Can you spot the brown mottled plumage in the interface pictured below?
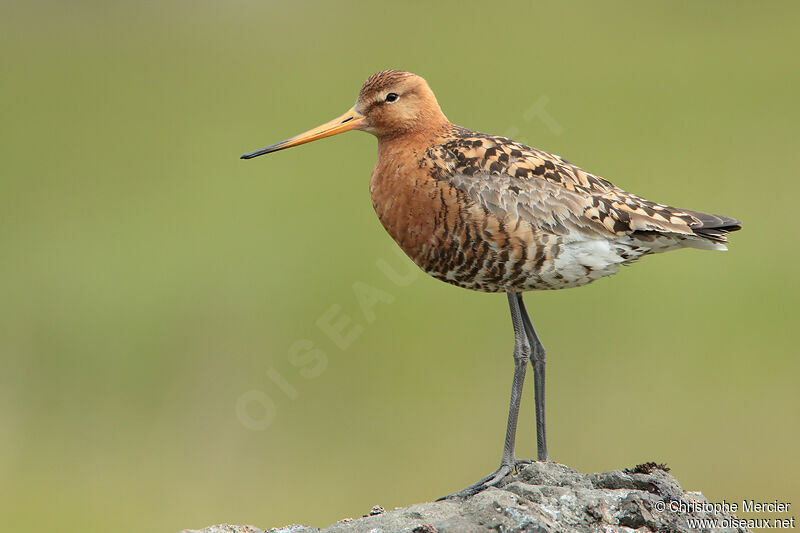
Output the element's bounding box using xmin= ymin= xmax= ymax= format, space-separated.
xmin=355 ymin=71 xmax=740 ymax=293
xmin=241 ymin=70 xmax=741 ymax=498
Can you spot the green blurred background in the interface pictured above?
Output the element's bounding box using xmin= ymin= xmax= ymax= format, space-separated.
xmin=2 ymin=1 xmax=798 ymax=531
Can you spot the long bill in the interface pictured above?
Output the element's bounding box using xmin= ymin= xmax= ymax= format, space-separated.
xmin=240 ymin=107 xmax=366 ymax=159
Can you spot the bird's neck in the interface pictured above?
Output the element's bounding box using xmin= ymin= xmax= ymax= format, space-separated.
xmin=376 ymin=120 xmax=452 ymax=160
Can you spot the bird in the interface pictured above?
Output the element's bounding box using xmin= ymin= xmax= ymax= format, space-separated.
xmin=241 ymin=70 xmax=741 ymax=498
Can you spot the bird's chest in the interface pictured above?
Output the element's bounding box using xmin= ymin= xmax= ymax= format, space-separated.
xmin=369 ymin=155 xmax=519 ymax=293
xmin=369 ymin=157 xmax=467 ymax=273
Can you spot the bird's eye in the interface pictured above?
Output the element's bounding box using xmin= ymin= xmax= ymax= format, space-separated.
xmin=385 ymin=93 xmax=399 ymax=103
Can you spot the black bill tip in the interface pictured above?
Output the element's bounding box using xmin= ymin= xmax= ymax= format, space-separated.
xmin=241 ymin=144 xmax=279 ymax=159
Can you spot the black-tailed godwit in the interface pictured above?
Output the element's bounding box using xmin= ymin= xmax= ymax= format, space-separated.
xmin=241 ymin=70 xmax=741 ymax=498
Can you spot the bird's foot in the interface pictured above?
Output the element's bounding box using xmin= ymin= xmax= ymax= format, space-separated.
xmin=437 ymin=458 xmax=533 ymax=500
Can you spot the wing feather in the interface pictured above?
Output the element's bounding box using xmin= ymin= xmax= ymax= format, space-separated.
xmin=425 ymin=128 xmax=741 ymax=244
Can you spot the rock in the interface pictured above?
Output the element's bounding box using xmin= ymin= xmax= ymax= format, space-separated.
xmin=180 ymin=526 xmax=267 ymax=533
xmin=184 ymin=462 xmax=751 ymax=533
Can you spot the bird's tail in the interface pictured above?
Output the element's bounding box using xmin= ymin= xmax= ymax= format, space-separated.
xmin=680 ymin=209 xmax=742 ymax=250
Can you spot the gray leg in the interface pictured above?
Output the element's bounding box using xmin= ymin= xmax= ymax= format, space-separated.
xmin=500 ymin=291 xmax=531 ymax=465
xmin=516 ymin=293 xmax=549 ymax=462
xmin=439 ymin=291 xmax=532 ymax=499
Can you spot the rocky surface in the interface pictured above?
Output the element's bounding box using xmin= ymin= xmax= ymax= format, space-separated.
xmin=180 ymin=462 xmax=750 ymax=533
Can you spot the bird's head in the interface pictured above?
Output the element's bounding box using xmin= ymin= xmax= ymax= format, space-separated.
xmin=241 ymin=70 xmax=448 ymax=159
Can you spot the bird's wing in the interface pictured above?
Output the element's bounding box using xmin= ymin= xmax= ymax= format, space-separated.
xmin=425 ymin=130 xmax=740 ymax=243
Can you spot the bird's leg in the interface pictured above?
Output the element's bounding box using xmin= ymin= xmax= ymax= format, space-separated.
xmin=517 ymin=293 xmax=549 ymax=462
xmin=439 ymin=292 xmax=532 ymax=500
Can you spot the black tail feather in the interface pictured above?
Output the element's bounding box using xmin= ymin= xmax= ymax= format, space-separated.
xmin=682 ymin=209 xmax=742 ymax=242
